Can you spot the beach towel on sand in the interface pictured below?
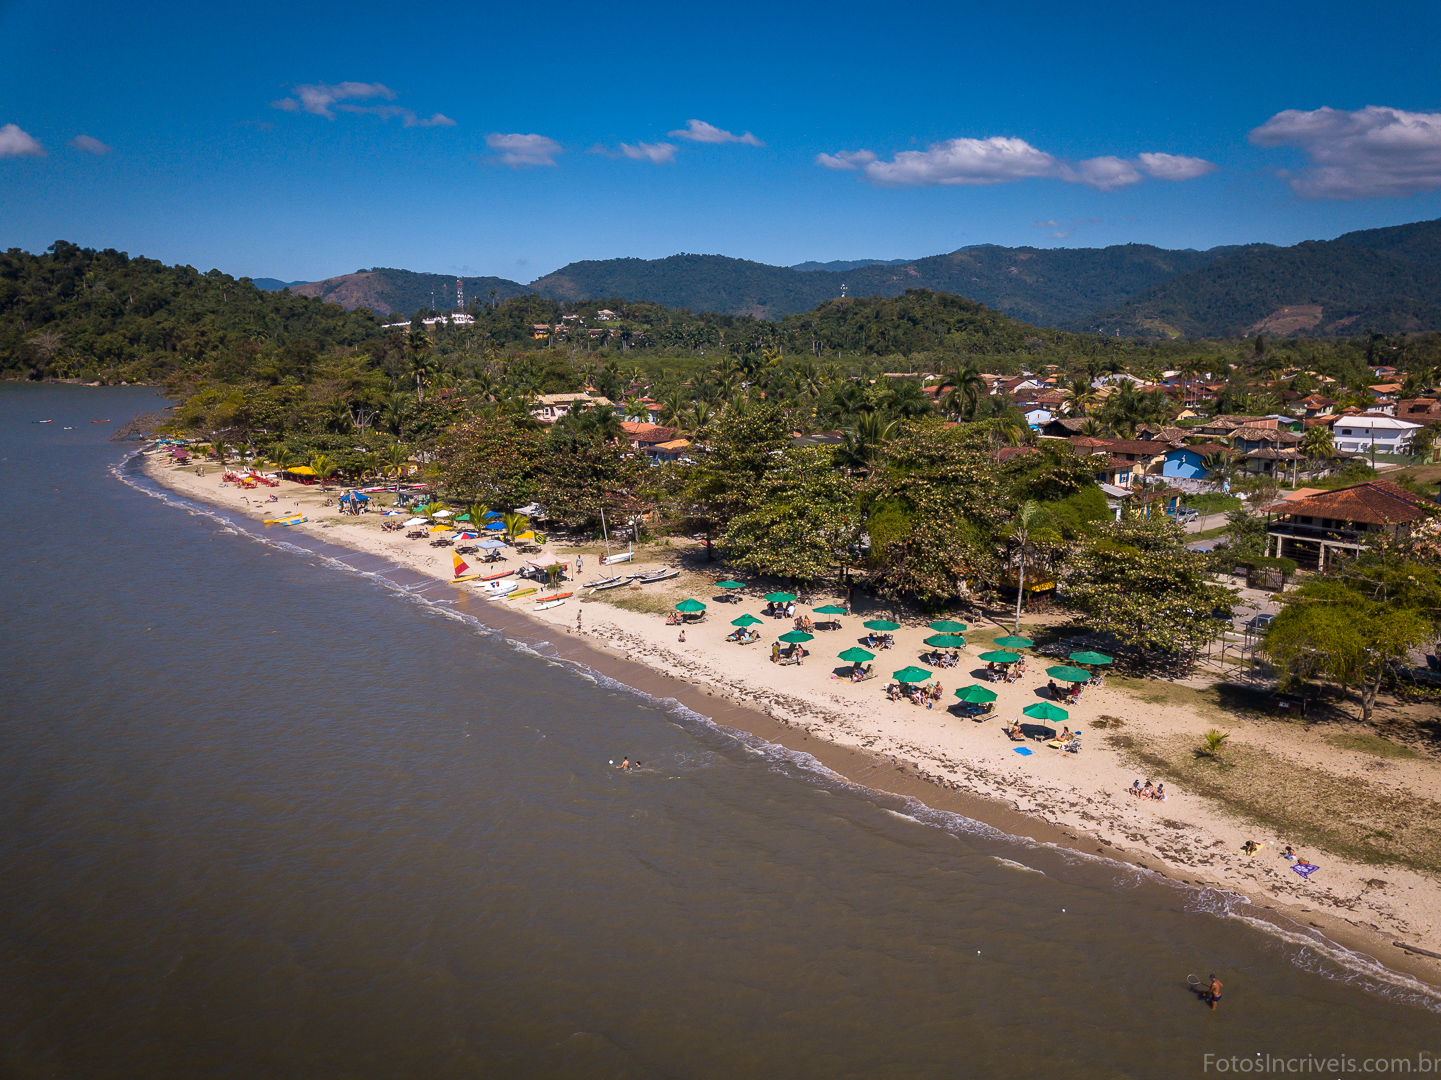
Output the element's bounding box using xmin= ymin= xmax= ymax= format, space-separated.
xmin=1292 ymin=862 xmax=1319 ymax=879
xmin=1013 ymin=747 xmax=1033 ymax=756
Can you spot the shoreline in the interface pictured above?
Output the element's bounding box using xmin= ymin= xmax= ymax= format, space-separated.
xmin=135 ymin=455 xmax=1441 ymax=999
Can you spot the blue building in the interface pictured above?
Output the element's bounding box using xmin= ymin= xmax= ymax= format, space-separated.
xmin=1161 ymin=443 xmax=1227 ymax=480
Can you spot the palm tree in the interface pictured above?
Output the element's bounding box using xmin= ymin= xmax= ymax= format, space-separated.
xmin=660 ymin=388 xmax=690 ymax=427
xmin=939 ymin=366 xmax=984 ymax=420
xmin=1198 ymin=449 xmax=1236 ymax=531
xmin=1003 ymin=500 xmax=1058 ymax=635
xmin=836 ymin=413 xmax=896 ymax=475
xmin=1061 ymin=375 xmax=1098 ymax=417
xmin=270 ymin=446 xmax=295 ymax=472
xmin=407 ymin=331 xmax=434 ymax=404
xmin=890 ymin=381 xmax=934 ymax=420
xmin=387 ymin=444 xmax=410 ymax=489
xmin=501 ymin=511 xmax=530 ymax=541
xmin=310 ymin=452 xmax=333 ymax=482
xmin=1300 ymin=425 xmax=1334 ymax=479
xmin=210 ymin=438 xmax=228 ymax=465
xmin=467 ymin=503 xmax=491 ymax=531
xmin=690 ymin=400 xmax=713 ymax=431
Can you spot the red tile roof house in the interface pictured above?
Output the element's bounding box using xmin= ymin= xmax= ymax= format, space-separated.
xmin=1262 ymin=479 xmax=1429 ymax=571
xmin=619 ymin=422 xmax=681 ymax=448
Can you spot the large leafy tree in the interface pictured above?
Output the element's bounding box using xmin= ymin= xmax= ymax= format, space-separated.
xmin=432 ymin=415 xmax=544 ymax=507
xmin=1265 ymin=577 xmax=1434 ymax=721
xmin=722 ymin=446 xmax=859 ymax=583
xmin=1062 ymin=515 xmax=1235 ymax=655
xmin=863 ymin=421 xmax=1005 ymax=606
xmin=685 ymin=401 xmax=791 ymax=527
xmin=534 ymin=428 xmax=646 ymax=530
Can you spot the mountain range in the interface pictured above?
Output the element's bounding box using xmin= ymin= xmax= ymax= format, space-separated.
xmin=267 ymin=217 xmax=1441 ymax=339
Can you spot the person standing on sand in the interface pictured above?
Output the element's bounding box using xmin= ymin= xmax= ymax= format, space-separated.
xmin=576 ymin=610 xmax=583 ymax=634
xmin=1208 ymin=974 xmax=1222 ymax=1010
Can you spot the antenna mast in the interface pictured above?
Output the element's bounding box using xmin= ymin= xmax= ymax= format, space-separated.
xmin=457 ymin=277 xmax=463 ymax=312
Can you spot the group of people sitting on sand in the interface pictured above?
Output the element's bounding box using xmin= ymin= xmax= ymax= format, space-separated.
xmin=770 ymin=641 xmax=808 ymax=665
xmin=922 ymin=649 xmax=962 ymax=668
xmin=887 ymin=681 xmax=944 ymax=707
xmin=864 ymin=632 xmax=895 ymax=650
xmin=1128 ymin=779 xmax=1168 ymax=801
xmin=726 ymin=627 xmax=760 ymax=644
xmin=985 ymin=658 xmax=1027 ymax=683
xmin=765 ymin=600 xmax=797 ymax=619
xmin=1048 ymin=679 xmax=1083 ymax=704
xmin=792 ymin=615 xmax=815 ymax=634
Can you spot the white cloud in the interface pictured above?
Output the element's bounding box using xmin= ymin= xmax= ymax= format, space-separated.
xmin=1057 ymin=155 xmax=1144 ymax=191
xmin=272 ymin=81 xmax=395 ymax=118
xmin=268 ymin=83 xmax=453 ymax=128
xmin=821 ymin=135 xmax=1215 ymax=191
xmin=669 ymin=119 xmax=763 ymax=146
xmin=0 ymin=123 xmax=45 ymax=158
xmin=619 ymin=141 xmax=677 ymax=164
xmin=1137 ymin=152 xmax=1216 ymax=181
xmin=70 ymin=134 xmax=111 ymax=155
xmin=816 ymin=150 xmax=877 ymax=170
xmin=862 ymin=137 xmax=1057 ymax=186
xmin=486 ymin=132 xmax=563 ymax=167
xmin=1249 ymin=105 xmax=1441 ymax=198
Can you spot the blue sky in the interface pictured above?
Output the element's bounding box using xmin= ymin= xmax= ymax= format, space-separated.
xmin=2 ymin=0 xmax=1440 ymax=284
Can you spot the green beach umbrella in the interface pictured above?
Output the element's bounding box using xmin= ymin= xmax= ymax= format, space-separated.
xmin=838 ymin=647 xmax=875 ymax=663
xmin=954 ymin=685 xmax=997 ymax=704
xmin=731 ymin=613 xmax=763 ymax=627
xmin=892 ymin=665 xmax=933 ymax=683
xmin=779 ymin=630 xmax=814 ymax=644
xmin=924 ymin=634 xmax=967 ymax=648
xmin=863 ymin=619 xmax=901 ymax=632
xmin=978 ymin=650 xmax=1021 ymax=664
xmin=716 ymin=580 xmax=746 ymax=589
xmin=993 ymin=635 xmax=1034 ymax=649
xmin=1047 ymin=665 xmax=1092 ymax=683
xmin=674 ymin=598 xmax=707 ymax=613
xmin=814 ymin=604 xmax=848 ymax=615
xmin=1069 ymin=651 xmax=1114 ymax=666
xmin=929 ymin=619 xmax=968 ymax=633
xmin=455 ymin=513 xmax=471 ymax=521
xmin=1023 ymin=702 xmax=1070 ymax=722
xmin=764 ymin=591 xmax=798 ymax=603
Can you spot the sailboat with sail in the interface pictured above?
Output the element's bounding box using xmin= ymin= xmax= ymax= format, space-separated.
xmin=598 ymin=507 xmax=633 ymax=566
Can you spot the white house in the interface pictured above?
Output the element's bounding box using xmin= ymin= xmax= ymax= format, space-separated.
xmin=1021 ymin=406 xmax=1054 ymax=428
xmin=1331 ymin=415 xmax=1421 ymax=456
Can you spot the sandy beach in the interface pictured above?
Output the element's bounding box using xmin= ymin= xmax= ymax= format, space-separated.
xmin=143 ymin=456 xmax=1441 ymax=991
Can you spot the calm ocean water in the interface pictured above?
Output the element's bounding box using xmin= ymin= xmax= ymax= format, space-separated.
xmin=1 ymin=383 xmax=1437 ymax=1079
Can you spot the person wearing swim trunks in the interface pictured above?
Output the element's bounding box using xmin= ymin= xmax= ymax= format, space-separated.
xmin=617 ymin=757 xmax=630 ymax=770
xmin=1208 ymin=974 xmax=1222 ymax=1010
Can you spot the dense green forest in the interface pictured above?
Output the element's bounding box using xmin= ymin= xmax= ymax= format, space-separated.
xmin=1084 ymin=220 xmax=1441 ymax=338
xmin=0 ymin=242 xmax=389 ymax=383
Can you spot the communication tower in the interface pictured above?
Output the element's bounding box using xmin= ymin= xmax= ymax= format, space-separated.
xmin=840 ymin=282 xmax=849 ymax=298
xmin=457 ymin=277 xmax=464 ymax=312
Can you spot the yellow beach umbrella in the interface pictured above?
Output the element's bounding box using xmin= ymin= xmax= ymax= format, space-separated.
xmin=287 ymin=465 xmax=317 ymax=476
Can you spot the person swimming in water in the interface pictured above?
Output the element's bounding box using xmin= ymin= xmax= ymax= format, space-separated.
xmin=617 ymin=757 xmax=631 ymax=770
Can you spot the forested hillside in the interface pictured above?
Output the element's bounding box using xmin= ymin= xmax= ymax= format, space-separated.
xmin=1084 ymin=219 xmax=1441 ymax=338
xmin=0 ymin=242 xmax=388 ymax=383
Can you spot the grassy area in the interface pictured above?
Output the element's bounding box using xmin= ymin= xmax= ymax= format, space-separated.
xmin=1106 ymin=731 xmax=1441 ymax=874
xmin=1324 ymin=732 xmax=1421 ymax=761
xmin=1108 ymin=676 xmax=1272 ymax=721
xmin=1188 ymin=524 xmax=1232 ymax=542
xmin=1182 ymin=493 xmax=1241 ymax=515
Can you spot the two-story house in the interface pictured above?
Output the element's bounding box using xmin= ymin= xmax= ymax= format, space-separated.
xmin=1263 ymin=480 xmax=1428 ymax=571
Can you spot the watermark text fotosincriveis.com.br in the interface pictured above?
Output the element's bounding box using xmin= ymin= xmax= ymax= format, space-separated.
xmin=1204 ymin=1054 xmax=1441 ymax=1074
